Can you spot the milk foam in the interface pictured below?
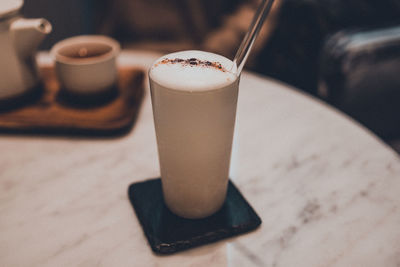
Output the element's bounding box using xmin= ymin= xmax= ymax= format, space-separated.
xmin=149 ymin=50 xmax=237 ymax=92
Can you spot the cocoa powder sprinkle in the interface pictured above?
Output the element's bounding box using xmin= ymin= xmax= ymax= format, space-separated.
xmin=157 ymin=58 xmax=227 ymax=72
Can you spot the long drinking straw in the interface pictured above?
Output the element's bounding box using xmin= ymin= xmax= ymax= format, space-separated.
xmin=231 ymin=0 xmax=275 ymax=75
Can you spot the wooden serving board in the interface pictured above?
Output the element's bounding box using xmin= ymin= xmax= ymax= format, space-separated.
xmin=0 ymin=66 xmax=145 ymax=136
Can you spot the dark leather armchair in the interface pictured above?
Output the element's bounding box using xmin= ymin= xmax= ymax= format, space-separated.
xmin=254 ymin=0 xmax=400 ymax=150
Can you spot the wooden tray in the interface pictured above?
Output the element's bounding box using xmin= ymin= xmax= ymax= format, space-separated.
xmin=0 ymin=66 xmax=145 ymax=137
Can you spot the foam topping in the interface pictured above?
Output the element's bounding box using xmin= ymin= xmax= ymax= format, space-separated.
xmin=149 ymin=50 xmax=237 ymax=91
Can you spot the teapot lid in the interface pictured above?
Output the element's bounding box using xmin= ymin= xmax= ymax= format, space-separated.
xmin=0 ymin=0 xmax=23 ymax=19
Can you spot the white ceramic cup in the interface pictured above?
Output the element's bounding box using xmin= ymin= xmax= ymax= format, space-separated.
xmin=51 ymin=35 xmax=120 ymax=94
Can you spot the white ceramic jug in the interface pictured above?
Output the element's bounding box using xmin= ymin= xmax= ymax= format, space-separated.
xmin=0 ymin=0 xmax=52 ymax=99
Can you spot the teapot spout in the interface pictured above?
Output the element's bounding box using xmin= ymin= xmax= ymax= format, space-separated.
xmin=11 ymin=18 xmax=52 ymax=59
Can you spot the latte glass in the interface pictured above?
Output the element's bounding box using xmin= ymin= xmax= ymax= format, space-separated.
xmin=149 ymin=50 xmax=240 ymax=219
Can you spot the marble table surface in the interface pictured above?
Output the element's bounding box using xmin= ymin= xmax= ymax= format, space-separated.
xmin=1 ymin=51 xmax=399 ymax=267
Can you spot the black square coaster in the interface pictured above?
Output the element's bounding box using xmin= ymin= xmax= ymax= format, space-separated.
xmin=128 ymin=178 xmax=262 ymax=254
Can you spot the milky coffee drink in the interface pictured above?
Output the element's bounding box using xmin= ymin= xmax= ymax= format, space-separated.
xmin=149 ymin=50 xmax=239 ymax=219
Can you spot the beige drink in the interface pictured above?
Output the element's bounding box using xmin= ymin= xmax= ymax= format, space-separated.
xmin=149 ymin=50 xmax=239 ymax=219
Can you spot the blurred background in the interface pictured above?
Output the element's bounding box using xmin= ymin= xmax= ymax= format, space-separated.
xmin=23 ymin=0 xmax=400 ymax=152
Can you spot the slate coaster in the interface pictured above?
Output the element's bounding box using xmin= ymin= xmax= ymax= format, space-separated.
xmin=128 ymin=178 xmax=262 ymax=254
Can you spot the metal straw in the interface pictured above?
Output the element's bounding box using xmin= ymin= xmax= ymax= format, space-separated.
xmin=231 ymin=0 xmax=275 ymax=75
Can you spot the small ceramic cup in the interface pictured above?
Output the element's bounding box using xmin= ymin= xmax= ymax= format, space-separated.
xmin=51 ymin=35 xmax=120 ymax=95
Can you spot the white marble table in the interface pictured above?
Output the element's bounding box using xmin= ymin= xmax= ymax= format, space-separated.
xmin=1 ymin=51 xmax=400 ymax=267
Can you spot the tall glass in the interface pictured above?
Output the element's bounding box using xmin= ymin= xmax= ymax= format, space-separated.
xmin=149 ymin=50 xmax=239 ymax=219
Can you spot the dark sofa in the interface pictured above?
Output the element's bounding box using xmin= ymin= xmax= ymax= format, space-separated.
xmin=254 ymin=0 xmax=400 ymax=149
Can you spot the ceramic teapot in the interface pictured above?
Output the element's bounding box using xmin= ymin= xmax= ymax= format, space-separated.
xmin=0 ymin=0 xmax=52 ymax=100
